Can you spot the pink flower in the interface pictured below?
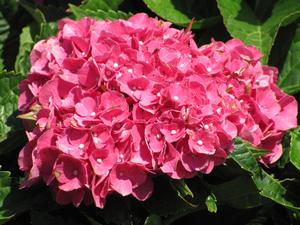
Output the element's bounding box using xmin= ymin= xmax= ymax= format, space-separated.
xmin=99 ymin=91 xmax=130 ymax=126
xmin=145 ymin=123 xmax=165 ymax=153
xmin=53 ymin=154 xmax=89 ymax=192
xmin=89 ymin=149 xmax=117 ymax=176
xmin=109 ymin=163 xmax=153 ymax=199
xmin=18 ymin=13 xmax=297 ymax=208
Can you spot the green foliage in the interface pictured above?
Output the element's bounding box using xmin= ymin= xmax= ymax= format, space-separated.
xmin=289 ymin=127 xmax=300 ymax=171
xmin=69 ymin=4 xmax=131 ymax=20
xmin=216 ymin=0 xmax=300 ymax=64
xmin=1 ymin=0 xmax=300 ymax=224
xmin=278 ymin=25 xmax=300 ymax=94
xmin=205 ymin=193 xmax=217 ymax=213
xmin=0 ymin=170 xmax=12 ymax=225
xmin=209 ymin=175 xmax=268 ymax=209
xmin=169 ymin=179 xmax=198 ymax=207
xmin=69 ymin=0 xmax=131 ymax=20
xmin=15 ymin=22 xmax=57 ymax=76
xmin=0 ymin=71 xmax=22 ymax=145
xmin=143 ymin=0 xmax=220 ymax=29
xmin=0 ymin=12 xmax=9 ymax=70
xmin=80 ymin=0 xmax=124 ymax=11
xmin=14 ymin=25 xmax=35 ymax=76
xmin=143 ymin=177 xmax=195 ymax=217
xmin=19 ymin=0 xmax=46 ymax=24
xmin=232 ymin=138 xmax=300 ymax=212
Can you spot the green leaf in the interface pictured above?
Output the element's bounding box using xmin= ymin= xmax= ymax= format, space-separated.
xmin=205 ymin=193 xmax=217 ymax=213
xmin=144 ymin=214 xmax=162 ymax=225
xmin=14 ymin=25 xmax=35 ymax=76
xmin=143 ymin=177 xmax=194 ymax=217
xmin=38 ymin=22 xmax=57 ymax=39
xmin=0 ymin=170 xmax=12 ymax=225
xmin=169 ymin=179 xmax=198 ymax=208
xmin=231 ymin=138 xmax=300 ymax=212
xmin=0 ymin=11 xmax=9 ymax=70
xmin=37 ymin=5 xmax=66 ymax=22
xmin=69 ymin=0 xmax=129 ymax=21
xmin=0 ymin=71 xmax=23 ymax=145
xmin=209 ymin=175 xmax=267 ymax=209
xmin=278 ymin=25 xmax=300 ymax=94
xmin=143 ymin=0 xmax=221 ymax=29
xmin=247 ymin=146 xmax=269 ymax=158
xmin=170 ymin=179 xmax=194 ymax=198
xmin=0 ymin=171 xmax=11 ymax=205
xmin=69 ymin=4 xmax=131 ymax=20
xmin=0 ymin=182 xmax=57 ymax=224
xmin=0 ymin=0 xmax=19 ymax=18
xmin=289 ymin=128 xmax=300 ymax=172
xmin=19 ymin=0 xmax=46 ymax=24
xmin=80 ymin=0 xmax=124 ymax=11
xmin=277 ymin=132 xmax=291 ymax=169
xmin=216 ymin=0 xmax=300 ymax=64
xmin=15 ymin=22 xmax=57 ymax=76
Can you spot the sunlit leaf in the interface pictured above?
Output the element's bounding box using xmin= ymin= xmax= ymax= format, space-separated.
xmin=0 ymin=71 xmax=23 ymax=146
xmin=278 ymin=25 xmax=300 ymax=94
xmin=205 ymin=193 xmax=217 ymax=213
xmin=217 ymin=0 xmax=300 ymax=63
xmin=232 ymin=138 xmax=300 ymax=212
xmin=143 ymin=0 xmax=220 ymax=29
xmin=0 ymin=11 xmax=9 ymax=70
xmin=289 ymin=128 xmax=300 ymax=172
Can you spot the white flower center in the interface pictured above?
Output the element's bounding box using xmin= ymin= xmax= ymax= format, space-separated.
xmin=116 ymin=72 xmax=122 ymax=78
xmin=96 ymin=158 xmax=102 ymax=163
xmin=171 ymin=130 xmax=177 ymax=135
xmin=197 ymin=140 xmax=203 ymax=145
xmin=173 ymin=96 xmax=179 ymax=101
xmin=93 ymin=137 xmax=99 ymax=144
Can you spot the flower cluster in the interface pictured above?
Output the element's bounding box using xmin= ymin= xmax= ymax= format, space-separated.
xmin=18 ymin=13 xmax=297 ymax=208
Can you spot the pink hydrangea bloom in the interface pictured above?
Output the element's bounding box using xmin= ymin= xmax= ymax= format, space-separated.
xmin=18 ymin=13 xmax=298 ymax=208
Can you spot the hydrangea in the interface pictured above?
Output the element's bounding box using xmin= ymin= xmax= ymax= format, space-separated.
xmin=18 ymin=13 xmax=298 ymax=208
